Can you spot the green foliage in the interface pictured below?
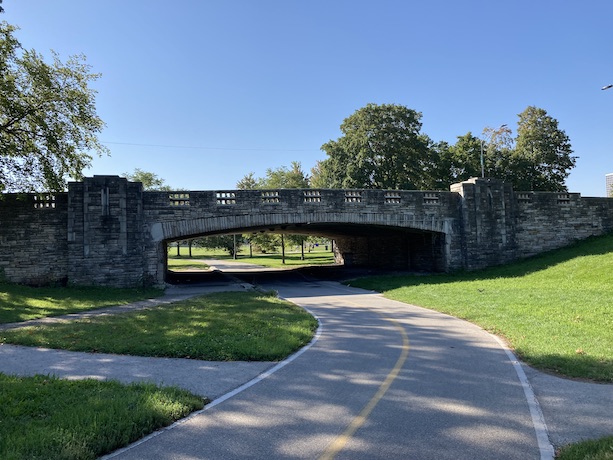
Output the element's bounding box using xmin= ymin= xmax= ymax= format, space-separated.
xmin=448 ymin=132 xmax=483 ymax=181
xmin=192 ymin=235 xmax=242 ymax=257
xmin=1 ymin=291 xmax=319 ymax=361
xmin=316 ymin=103 xmax=429 ymax=189
xmin=313 ymin=103 xmax=575 ymax=192
xmin=122 ymin=168 xmax=171 ymax=191
xmin=247 ymin=233 xmax=281 ymax=253
xmin=0 ymin=21 xmax=108 ymax=192
xmin=236 ymin=171 xmax=259 ymax=190
xmin=350 ymin=234 xmax=613 ymax=382
xmin=236 ymin=161 xmax=309 ymax=190
xmin=509 ymin=106 xmax=576 ymax=191
xmin=0 ymin=374 xmax=204 ymax=459
xmin=0 ymin=283 xmax=163 ymax=324
xmin=262 ymin=161 xmax=309 ymax=189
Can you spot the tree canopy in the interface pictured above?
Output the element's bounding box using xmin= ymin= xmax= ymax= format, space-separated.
xmin=508 ymin=106 xmax=576 ymax=191
xmin=123 ymin=168 xmax=171 ymax=191
xmin=236 ymin=161 xmax=309 ymax=190
xmin=313 ymin=103 xmax=429 ymax=190
xmin=0 ymin=21 xmax=107 ymax=192
xmin=312 ymin=103 xmax=575 ymax=192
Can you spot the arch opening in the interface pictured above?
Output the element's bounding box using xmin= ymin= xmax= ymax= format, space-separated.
xmin=157 ymin=219 xmax=448 ymax=284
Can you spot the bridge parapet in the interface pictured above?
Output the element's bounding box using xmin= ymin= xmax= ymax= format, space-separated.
xmin=143 ymin=188 xmax=457 ymax=212
xmin=2 ymin=176 xmax=613 ymax=287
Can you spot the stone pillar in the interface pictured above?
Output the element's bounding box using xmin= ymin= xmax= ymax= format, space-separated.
xmin=450 ymin=178 xmax=517 ymax=270
xmin=68 ymin=176 xmax=146 ymax=286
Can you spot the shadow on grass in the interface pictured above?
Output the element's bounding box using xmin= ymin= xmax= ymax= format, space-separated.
xmin=351 ymin=233 xmax=613 ymax=291
xmin=0 ymin=284 xmax=163 ymax=324
xmin=524 ymin=352 xmax=613 ymax=382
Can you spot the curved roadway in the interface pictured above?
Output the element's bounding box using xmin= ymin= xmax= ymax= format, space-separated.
xmin=111 ymin=275 xmax=552 ymax=459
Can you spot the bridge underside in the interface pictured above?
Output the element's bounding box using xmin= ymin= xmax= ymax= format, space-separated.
xmin=162 ymin=221 xmax=447 ymax=280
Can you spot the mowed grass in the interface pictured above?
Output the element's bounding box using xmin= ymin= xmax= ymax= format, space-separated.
xmin=0 ymin=291 xmax=319 ymax=361
xmin=168 ymin=246 xmax=336 ymax=269
xmin=350 ymin=234 xmax=613 ymax=382
xmin=166 ymin=258 xmax=210 ymax=271
xmin=556 ymin=435 xmax=613 ymax=460
xmin=0 ymin=374 xmax=205 ymax=460
xmin=223 ymin=251 xmax=336 ymax=268
xmin=0 ymin=284 xmax=163 ymax=324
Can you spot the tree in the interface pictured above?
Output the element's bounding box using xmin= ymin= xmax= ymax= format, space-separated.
xmin=123 ymin=168 xmax=171 ymax=191
xmin=237 ymin=162 xmax=309 ymax=190
xmin=509 ymin=106 xmax=576 ymax=191
xmin=447 ymin=132 xmax=483 ymax=182
xmin=417 ymin=139 xmax=454 ymax=190
xmin=193 ymin=235 xmax=242 ymax=257
xmin=310 ymin=160 xmax=335 ymax=189
xmin=262 ymin=161 xmax=309 ymax=189
xmin=316 ymin=103 xmax=429 ymax=189
xmin=236 ymin=171 xmax=259 ymax=190
xmin=0 ymin=22 xmax=108 ymax=192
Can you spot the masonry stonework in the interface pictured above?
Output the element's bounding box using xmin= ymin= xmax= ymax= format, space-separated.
xmin=1 ymin=176 xmax=612 ymax=287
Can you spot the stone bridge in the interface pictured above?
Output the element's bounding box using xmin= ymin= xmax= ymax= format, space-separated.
xmin=1 ymin=175 xmax=613 ymax=287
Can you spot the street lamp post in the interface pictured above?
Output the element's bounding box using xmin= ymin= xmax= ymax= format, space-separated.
xmin=480 ymin=124 xmax=507 ymax=178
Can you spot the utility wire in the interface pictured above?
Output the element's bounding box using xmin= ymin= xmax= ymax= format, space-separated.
xmin=101 ymin=141 xmax=312 ymax=152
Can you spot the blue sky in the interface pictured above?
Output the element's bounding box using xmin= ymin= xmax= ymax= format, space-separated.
xmin=6 ymin=1 xmax=613 ymax=195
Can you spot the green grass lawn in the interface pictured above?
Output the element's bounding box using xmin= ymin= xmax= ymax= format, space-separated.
xmin=349 ymin=234 xmax=613 ymax=382
xmin=0 ymin=291 xmax=319 ymax=361
xmin=555 ymin=435 xmax=613 ymax=460
xmin=168 ymin=246 xmax=336 ymax=269
xmin=166 ymin=258 xmax=210 ymax=271
xmin=0 ymin=374 xmax=204 ymax=460
xmin=225 ymin=251 xmax=336 ymax=268
xmin=0 ymin=284 xmax=163 ymax=324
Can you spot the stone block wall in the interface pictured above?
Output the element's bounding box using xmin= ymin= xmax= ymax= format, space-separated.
xmin=514 ymin=192 xmax=613 ymax=258
xmin=0 ymin=193 xmax=68 ymax=285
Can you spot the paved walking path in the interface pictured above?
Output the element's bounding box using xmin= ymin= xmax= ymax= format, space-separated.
xmin=0 ymin=273 xmax=611 ymax=458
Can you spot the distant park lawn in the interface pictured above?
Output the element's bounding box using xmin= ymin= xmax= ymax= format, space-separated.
xmin=166 ymin=258 xmax=210 ymax=271
xmin=168 ymin=244 xmax=336 ymax=269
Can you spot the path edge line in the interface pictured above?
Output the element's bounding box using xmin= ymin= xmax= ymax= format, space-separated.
xmin=490 ymin=334 xmax=555 ymax=460
xmin=101 ymin=304 xmax=322 ymax=460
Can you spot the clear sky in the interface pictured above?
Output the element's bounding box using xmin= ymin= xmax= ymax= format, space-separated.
xmin=5 ymin=1 xmax=613 ymax=195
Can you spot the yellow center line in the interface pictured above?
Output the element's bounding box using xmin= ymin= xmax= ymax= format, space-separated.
xmin=318 ymin=316 xmax=410 ymax=460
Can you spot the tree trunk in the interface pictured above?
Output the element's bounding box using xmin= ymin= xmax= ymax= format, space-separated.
xmin=281 ymin=234 xmax=286 ymax=264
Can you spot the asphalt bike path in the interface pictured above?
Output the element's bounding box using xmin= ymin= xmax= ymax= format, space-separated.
xmin=108 ymin=279 xmax=549 ymax=459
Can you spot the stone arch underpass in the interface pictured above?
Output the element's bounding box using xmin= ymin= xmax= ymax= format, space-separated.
xmin=2 ymin=175 xmax=613 ymax=287
xmin=154 ymin=212 xmax=451 ymax=283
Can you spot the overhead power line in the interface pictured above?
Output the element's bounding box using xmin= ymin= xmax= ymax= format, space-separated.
xmin=101 ymin=141 xmax=312 ymax=152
